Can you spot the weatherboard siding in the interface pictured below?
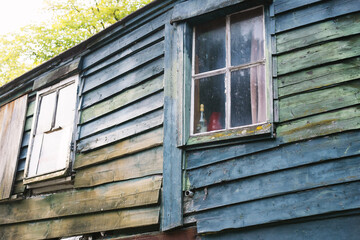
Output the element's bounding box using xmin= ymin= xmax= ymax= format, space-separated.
xmin=183 ymin=0 xmax=360 ymax=236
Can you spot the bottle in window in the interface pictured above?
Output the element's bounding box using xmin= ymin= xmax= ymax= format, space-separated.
xmin=197 ymin=104 xmax=207 ymax=133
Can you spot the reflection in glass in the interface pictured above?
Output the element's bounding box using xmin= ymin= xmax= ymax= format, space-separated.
xmin=231 ymin=65 xmax=266 ymax=127
xmin=231 ymin=7 xmax=264 ymax=66
xmin=193 ymin=74 xmax=225 ymax=133
xmin=195 ymin=17 xmax=226 ymax=73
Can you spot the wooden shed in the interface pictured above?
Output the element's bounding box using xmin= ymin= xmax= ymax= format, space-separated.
xmin=1 ymin=0 xmax=360 ymax=239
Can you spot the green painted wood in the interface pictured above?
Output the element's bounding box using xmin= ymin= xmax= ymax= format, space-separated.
xmin=80 ymin=92 xmax=164 ymax=139
xmin=195 ymin=181 xmax=360 ymax=233
xmin=277 ymin=35 xmax=360 ymax=75
xmin=26 ymin=101 xmax=35 ymax=117
xmin=23 ymin=116 xmax=33 ymax=132
xmin=199 ymin=214 xmax=360 ymax=240
xmin=277 ymin=12 xmax=360 ymax=53
xmin=277 ymin=106 xmax=360 ymax=143
xmin=274 ymin=0 xmax=322 ymax=14
xmin=187 ymin=130 xmax=360 ymax=189
xmin=185 ymin=154 xmax=360 ymax=213
xmin=81 ymin=75 xmax=163 ymax=124
xmin=77 ymin=109 xmax=163 ymax=152
xmin=275 ymin=0 xmax=360 ymax=33
xmin=82 ymin=41 xmax=164 ymax=93
xmin=279 ymin=81 xmax=360 ymax=122
xmin=278 ymin=57 xmax=360 ymax=97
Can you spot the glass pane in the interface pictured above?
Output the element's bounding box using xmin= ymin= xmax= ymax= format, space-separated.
xmin=27 ymin=134 xmax=43 ymax=177
xmin=231 ymin=65 xmax=266 ymax=127
xmin=55 ymin=83 xmax=76 ymax=128
xmin=195 ymin=17 xmax=226 ymax=73
xmin=231 ymin=7 xmax=264 ymax=66
xmin=36 ymin=92 xmax=56 ymax=133
xmin=193 ymin=74 xmax=225 ymax=133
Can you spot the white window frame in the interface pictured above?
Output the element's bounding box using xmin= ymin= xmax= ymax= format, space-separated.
xmin=24 ymin=75 xmax=78 ymax=184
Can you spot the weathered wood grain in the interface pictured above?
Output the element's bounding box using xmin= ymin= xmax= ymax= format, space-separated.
xmin=0 ymin=95 xmax=28 ymax=200
xmin=275 ymin=0 xmax=360 ymax=33
xmin=82 ymin=10 xmax=170 ymax=69
xmin=80 ymin=92 xmax=164 ymax=139
xmin=187 ymin=131 xmax=360 ymax=189
xmin=0 ymin=175 xmax=162 ymax=225
xmin=0 ymin=206 xmax=160 ymax=240
xmin=74 ymin=147 xmax=163 ymax=188
xmin=23 ymin=116 xmax=33 ymax=132
xmin=81 ymin=57 xmax=164 ymax=109
xmin=277 ymin=12 xmax=360 ymax=53
xmin=195 ymin=181 xmax=360 ymax=233
xmin=279 ymin=81 xmax=360 ymax=122
xmin=82 ymin=41 xmax=164 ymax=93
xmin=185 ymin=155 xmax=360 ymax=213
xmin=187 ymin=137 xmax=279 ymax=170
xmin=199 ymin=214 xmax=360 ymax=240
xmin=85 ymin=28 xmax=165 ymax=76
xmin=274 ymin=0 xmax=322 ymax=14
xmin=278 ymin=35 xmax=360 ymax=75
xmin=74 ymin=127 xmax=163 ymax=169
xmin=278 ymin=57 xmax=360 ymax=97
xmin=80 ymin=75 xmax=163 ymax=124
xmin=277 ymin=106 xmax=360 ymax=143
xmin=77 ymin=109 xmax=163 ymax=152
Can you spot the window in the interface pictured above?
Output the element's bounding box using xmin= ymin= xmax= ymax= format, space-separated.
xmin=24 ymin=76 xmax=78 ymax=183
xmin=191 ymin=6 xmax=268 ymax=136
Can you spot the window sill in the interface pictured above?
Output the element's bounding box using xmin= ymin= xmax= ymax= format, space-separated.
xmin=186 ymin=122 xmax=273 ymax=146
xmin=23 ymin=168 xmax=68 ymax=185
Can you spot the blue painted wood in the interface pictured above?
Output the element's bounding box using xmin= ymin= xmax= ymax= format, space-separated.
xmin=274 ymin=0 xmax=323 ymax=14
xmin=82 ymin=41 xmax=164 ymax=93
xmin=186 ymin=138 xmax=279 ymax=169
xmin=21 ymin=131 xmax=30 ymax=148
xmin=162 ymin=22 xmax=183 ymax=231
xmin=195 ymin=181 xmax=360 ymax=233
xmin=185 ymin=155 xmax=360 ymax=213
xmin=81 ymin=58 xmax=164 ymax=109
xmin=187 ymin=131 xmax=360 ymax=189
xmin=199 ymin=214 xmax=360 ymax=240
xmin=16 ymin=159 xmax=25 ymax=172
xmin=275 ymin=0 xmax=360 ymax=33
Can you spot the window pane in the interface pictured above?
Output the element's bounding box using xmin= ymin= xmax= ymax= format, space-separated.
xmin=195 ymin=17 xmax=226 ymax=73
xmin=55 ymin=83 xmax=76 ymax=128
xmin=231 ymin=7 xmax=264 ymax=66
xmin=193 ymin=74 xmax=225 ymax=133
xmin=36 ymin=92 xmax=56 ymax=133
xmin=231 ymin=65 xmax=266 ymax=127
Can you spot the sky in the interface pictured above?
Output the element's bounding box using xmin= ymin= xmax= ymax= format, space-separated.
xmin=0 ymin=0 xmax=50 ymax=35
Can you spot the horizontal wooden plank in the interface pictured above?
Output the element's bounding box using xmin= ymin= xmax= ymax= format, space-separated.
xmin=187 ymin=130 xmax=360 ymax=189
xmin=74 ymin=147 xmax=163 ymax=188
xmin=278 ymin=57 xmax=360 ymax=97
xmin=275 ymin=0 xmax=360 ymax=33
xmin=277 ymin=12 xmax=360 ymax=53
xmin=83 ymin=10 xmax=170 ymax=69
xmin=277 ymin=106 xmax=360 ymax=143
xmin=81 ymin=71 xmax=163 ymax=124
xmin=274 ymin=0 xmax=322 ymax=14
xmin=277 ymin=34 xmax=360 ymax=75
xmin=0 ymin=206 xmax=160 ymax=240
xmin=77 ymin=109 xmax=163 ymax=152
xmin=279 ymin=81 xmax=360 ymax=122
xmin=80 ymin=92 xmax=164 ymax=139
xmin=74 ymin=127 xmax=163 ymax=169
xmin=195 ymin=181 xmax=360 ymax=233
xmin=18 ymin=147 xmax=27 ymax=160
xmin=21 ymin=131 xmax=30 ymax=147
xmin=186 ymin=137 xmax=279 ymax=170
xmin=15 ymin=171 xmax=24 ymax=182
xmin=23 ymin=116 xmax=33 ymax=132
xmin=81 ymin=57 xmax=164 ymax=109
xmin=26 ymin=101 xmax=35 ymax=117
xmin=83 ymin=41 xmax=164 ymax=93
xmin=16 ymin=160 xmax=25 ymax=172
xmin=12 ymin=181 xmax=25 ymax=194
xmin=85 ymin=28 xmax=164 ymax=76
xmin=0 ymin=175 xmax=162 ymax=225
xmin=185 ymin=155 xmax=360 ymax=213
xmin=200 ymin=214 xmax=360 ymax=240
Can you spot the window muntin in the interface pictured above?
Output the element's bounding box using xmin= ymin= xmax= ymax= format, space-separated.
xmin=191 ymin=6 xmax=266 ymax=135
xmin=25 ymin=77 xmax=77 ymax=180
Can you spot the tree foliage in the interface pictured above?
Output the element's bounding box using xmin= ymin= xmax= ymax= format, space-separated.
xmin=0 ymin=0 xmax=152 ymax=86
